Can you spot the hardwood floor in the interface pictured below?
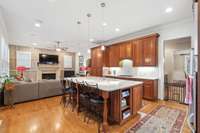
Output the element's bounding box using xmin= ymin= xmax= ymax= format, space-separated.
xmin=0 ymin=96 xmax=191 ymax=133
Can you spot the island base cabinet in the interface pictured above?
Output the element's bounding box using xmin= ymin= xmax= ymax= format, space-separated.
xmin=109 ymin=85 xmax=143 ymax=125
xmin=132 ymin=85 xmax=143 ymax=115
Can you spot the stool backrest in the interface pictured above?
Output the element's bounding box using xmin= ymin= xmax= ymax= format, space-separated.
xmin=85 ymin=81 xmax=99 ymax=95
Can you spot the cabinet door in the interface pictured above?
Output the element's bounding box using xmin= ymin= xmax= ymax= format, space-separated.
xmin=125 ymin=41 xmax=132 ymax=58
xmin=119 ymin=43 xmax=126 ymax=59
xmin=91 ymin=48 xmax=98 ymax=67
xmin=96 ymin=67 xmax=102 ymax=77
xmin=132 ymin=40 xmax=143 ymax=66
xmin=143 ymin=36 xmax=157 ymax=66
xmin=90 ymin=67 xmax=96 ymax=76
xmin=96 ymin=48 xmax=104 ymax=68
xmin=143 ymin=80 xmax=154 ymax=100
xmin=119 ymin=41 xmax=132 ymax=59
xmin=109 ymin=45 xmax=120 ymax=67
xmin=132 ymin=85 xmax=142 ymax=115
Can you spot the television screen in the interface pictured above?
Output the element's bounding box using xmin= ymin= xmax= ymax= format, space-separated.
xmin=39 ymin=54 xmax=59 ymax=64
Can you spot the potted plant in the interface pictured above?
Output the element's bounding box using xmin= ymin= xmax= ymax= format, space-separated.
xmin=0 ymin=75 xmax=15 ymax=107
xmin=4 ymin=78 xmax=15 ymax=91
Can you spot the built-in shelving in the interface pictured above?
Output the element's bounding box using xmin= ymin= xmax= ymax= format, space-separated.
xmin=121 ymin=88 xmax=131 ymax=122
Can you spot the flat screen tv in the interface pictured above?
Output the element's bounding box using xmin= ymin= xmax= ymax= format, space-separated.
xmin=39 ymin=54 xmax=59 ymax=64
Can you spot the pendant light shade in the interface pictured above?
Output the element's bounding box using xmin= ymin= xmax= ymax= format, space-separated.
xmin=101 ymin=45 xmax=105 ymax=51
xmin=100 ymin=2 xmax=106 ymax=51
xmin=87 ymin=49 xmax=91 ymax=53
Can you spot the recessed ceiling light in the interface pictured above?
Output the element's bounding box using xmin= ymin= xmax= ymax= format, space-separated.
xmin=34 ymin=23 xmax=41 ymax=27
xmin=32 ymin=43 xmax=37 ymax=46
xmin=78 ymin=52 xmax=81 ymax=56
xmin=89 ymin=38 xmax=94 ymax=42
xmin=165 ymin=7 xmax=173 ymax=13
xmin=56 ymin=48 xmax=61 ymax=52
xmin=102 ymin=22 xmax=107 ymax=26
xmin=115 ymin=28 xmax=120 ymax=32
xmin=34 ymin=20 xmax=42 ymax=28
xmin=87 ymin=49 xmax=91 ymax=54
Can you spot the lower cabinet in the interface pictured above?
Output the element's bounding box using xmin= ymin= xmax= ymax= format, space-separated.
xmin=90 ymin=67 xmax=102 ymax=77
xmin=105 ymin=76 xmax=158 ymax=101
xmin=109 ymin=85 xmax=143 ymax=124
xmin=143 ymin=80 xmax=158 ymax=100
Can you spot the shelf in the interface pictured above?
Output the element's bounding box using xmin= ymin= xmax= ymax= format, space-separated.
xmin=121 ymin=90 xmax=130 ymax=98
xmin=122 ymin=109 xmax=131 ymax=120
xmin=121 ymin=105 xmax=129 ymax=111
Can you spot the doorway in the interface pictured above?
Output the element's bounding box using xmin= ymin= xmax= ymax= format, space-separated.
xmin=164 ymin=37 xmax=191 ymax=104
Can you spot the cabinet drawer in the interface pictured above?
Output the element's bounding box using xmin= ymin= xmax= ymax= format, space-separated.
xmin=144 ymin=80 xmax=154 ymax=86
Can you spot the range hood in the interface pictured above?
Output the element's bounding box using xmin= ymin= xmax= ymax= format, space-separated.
xmin=119 ymin=59 xmax=133 ymax=76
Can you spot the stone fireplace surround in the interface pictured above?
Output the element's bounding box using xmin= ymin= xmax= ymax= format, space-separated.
xmin=37 ymin=64 xmax=61 ymax=81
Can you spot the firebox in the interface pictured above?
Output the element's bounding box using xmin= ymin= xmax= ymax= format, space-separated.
xmin=42 ymin=73 xmax=56 ymax=80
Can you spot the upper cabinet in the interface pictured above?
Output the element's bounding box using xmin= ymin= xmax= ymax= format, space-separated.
xmin=132 ymin=39 xmax=143 ymax=66
xmin=91 ymin=46 xmax=108 ymax=76
xmin=119 ymin=41 xmax=132 ymax=59
xmin=132 ymin=34 xmax=159 ymax=66
xmin=142 ymin=36 xmax=158 ymax=66
xmin=90 ymin=33 xmax=159 ymax=76
xmin=108 ymin=44 xmax=120 ymax=67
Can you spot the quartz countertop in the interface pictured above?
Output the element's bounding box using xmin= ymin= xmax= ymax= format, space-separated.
xmin=65 ymin=76 xmax=143 ymax=92
xmin=103 ymin=74 xmax=159 ymax=80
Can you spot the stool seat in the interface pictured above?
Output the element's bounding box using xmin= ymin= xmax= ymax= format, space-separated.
xmin=64 ymin=87 xmax=77 ymax=93
xmin=80 ymin=93 xmax=89 ymax=99
xmin=90 ymin=98 xmax=103 ymax=104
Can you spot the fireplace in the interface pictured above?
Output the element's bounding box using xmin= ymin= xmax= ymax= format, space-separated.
xmin=42 ymin=73 xmax=56 ymax=80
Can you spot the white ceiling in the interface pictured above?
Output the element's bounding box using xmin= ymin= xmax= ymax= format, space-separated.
xmin=0 ymin=0 xmax=193 ymax=53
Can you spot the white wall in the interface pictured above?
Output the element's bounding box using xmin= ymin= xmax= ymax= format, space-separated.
xmin=0 ymin=8 xmax=9 ymax=75
xmin=103 ymin=18 xmax=193 ymax=99
xmin=164 ymin=40 xmax=191 ymax=82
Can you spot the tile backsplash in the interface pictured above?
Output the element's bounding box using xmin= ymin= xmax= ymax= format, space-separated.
xmin=103 ymin=67 xmax=159 ymax=77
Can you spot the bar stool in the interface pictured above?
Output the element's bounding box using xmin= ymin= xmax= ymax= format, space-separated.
xmin=60 ymin=80 xmax=69 ymax=107
xmin=69 ymin=79 xmax=77 ymax=112
xmin=78 ymin=82 xmax=91 ymax=122
xmin=60 ymin=79 xmax=77 ymax=111
xmin=85 ymin=82 xmax=103 ymax=133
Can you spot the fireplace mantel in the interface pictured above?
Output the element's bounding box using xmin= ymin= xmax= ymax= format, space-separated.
xmin=37 ymin=64 xmax=61 ymax=80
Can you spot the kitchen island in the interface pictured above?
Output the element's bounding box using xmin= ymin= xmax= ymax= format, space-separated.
xmin=65 ymin=77 xmax=143 ymax=132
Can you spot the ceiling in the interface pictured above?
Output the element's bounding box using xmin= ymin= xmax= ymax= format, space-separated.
xmin=0 ymin=0 xmax=193 ymax=53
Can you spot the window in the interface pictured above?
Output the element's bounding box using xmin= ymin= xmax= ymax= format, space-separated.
xmin=64 ymin=55 xmax=72 ymax=68
xmin=0 ymin=36 xmax=9 ymax=75
xmin=16 ymin=51 xmax=31 ymax=68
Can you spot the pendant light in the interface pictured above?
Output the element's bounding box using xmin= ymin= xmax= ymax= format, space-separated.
xmin=87 ymin=13 xmax=92 ymax=54
xmin=77 ymin=20 xmax=81 ymax=56
xmin=100 ymin=2 xmax=106 ymax=51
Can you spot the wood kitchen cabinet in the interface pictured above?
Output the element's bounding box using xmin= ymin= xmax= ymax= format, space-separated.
xmin=119 ymin=41 xmax=132 ymax=59
xmin=108 ymin=44 xmax=120 ymax=67
xmin=109 ymin=84 xmax=143 ymax=124
xmin=132 ymin=34 xmax=159 ymax=66
xmin=132 ymin=39 xmax=143 ymax=66
xmin=105 ymin=75 xmax=158 ymax=101
xmin=143 ymin=36 xmax=158 ymax=66
xmin=90 ymin=34 xmax=159 ymax=72
xmin=143 ymin=80 xmax=158 ymax=100
xmin=90 ymin=46 xmax=108 ymax=76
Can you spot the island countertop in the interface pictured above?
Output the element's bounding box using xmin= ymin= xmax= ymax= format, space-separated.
xmin=65 ymin=76 xmax=143 ymax=92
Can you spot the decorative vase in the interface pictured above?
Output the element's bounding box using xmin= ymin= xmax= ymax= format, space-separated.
xmin=4 ymin=83 xmax=15 ymax=91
